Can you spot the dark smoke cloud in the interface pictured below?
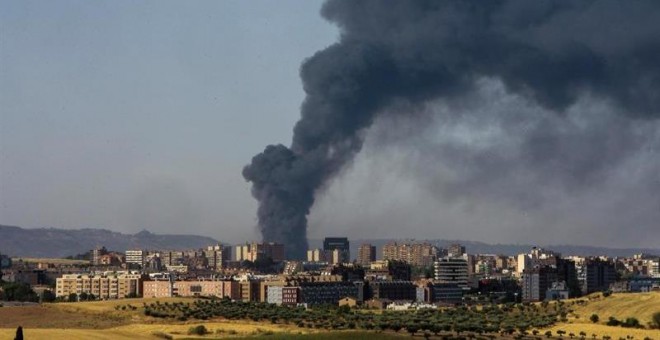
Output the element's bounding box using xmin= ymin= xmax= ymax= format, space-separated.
xmin=243 ymin=0 xmax=660 ymax=258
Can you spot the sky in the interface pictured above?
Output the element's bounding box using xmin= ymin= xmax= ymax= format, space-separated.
xmin=1 ymin=0 xmax=337 ymax=243
xmin=1 ymin=1 xmax=659 ymax=249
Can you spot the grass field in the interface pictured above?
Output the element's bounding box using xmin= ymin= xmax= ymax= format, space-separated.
xmin=0 ymin=293 xmax=658 ymax=339
xmin=569 ymin=292 xmax=660 ymax=325
xmin=539 ymin=292 xmax=660 ymax=340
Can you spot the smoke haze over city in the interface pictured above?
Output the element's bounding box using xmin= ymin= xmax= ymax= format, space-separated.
xmin=2 ymin=0 xmax=659 ymax=253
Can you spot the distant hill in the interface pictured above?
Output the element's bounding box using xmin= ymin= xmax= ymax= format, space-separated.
xmin=310 ymin=239 xmax=660 ymax=260
xmin=0 ymin=225 xmax=219 ymax=258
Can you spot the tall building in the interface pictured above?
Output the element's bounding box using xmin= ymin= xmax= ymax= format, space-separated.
xmin=306 ymin=248 xmax=326 ymax=262
xmin=584 ymin=258 xmax=617 ymax=294
xmin=516 ymin=247 xmax=559 ymax=276
xmin=234 ymin=242 xmax=285 ymax=262
xmin=357 ymin=244 xmax=376 ymax=266
xmin=521 ymin=266 xmax=558 ymax=302
xmin=125 ymin=250 xmax=145 ymax=268
xmin=205 ymin=244 xmax=232 ymax=271
xmin=382 ymin=242 xmax=438 ymax=266
xmin=434 ymin=257 xmax=469 ymax=290
xmin=323 ymin=237 xmax=350 ymax=263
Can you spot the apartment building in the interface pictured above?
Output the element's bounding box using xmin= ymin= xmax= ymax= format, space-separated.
xmin=434 ymin=257 xmax=469 ymax=290
xmin=357 ymin=244 xmax=377 ymax=266
xmin=306 ymin=248 xmax=326 ymax=262
xmin=516 ymin=247 xmax=559 ymax=276
xmin=584 ymin=258 xmax=617 ymax=294
xmin=521 ymin=266 xmax=558 ymax=302
xmin=205 ymin=245 xmax=232 ymax=271
xmin=323 ymin=237 xmax=350 ymax=263
xmin=143 ymin=279 xmax=239 ymax=299
xmin=235 ymin=242 xmax=285 ymax=262
xmin=382 ymin=242 xmax=438 ymax=266
xmin=56 ymin=272 xmax=142 ymax=299
xmin=125 ymin=250 xmax=145 ymax=268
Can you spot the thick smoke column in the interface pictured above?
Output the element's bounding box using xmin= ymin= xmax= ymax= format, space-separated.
xmin=243 ymin=0 xmax=660 ymax=259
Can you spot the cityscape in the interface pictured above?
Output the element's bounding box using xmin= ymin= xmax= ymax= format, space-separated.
xmin=1 ymin=238 xmax=658 ymax=307
xmin=2 ymin=0 xmax=660 ymax=339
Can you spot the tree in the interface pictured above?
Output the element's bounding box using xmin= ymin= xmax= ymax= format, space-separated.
xmin=407 ymin=323 xmax=419 ymax=336
xmin=68 ymin=293 xmax=78 ymax=302
xmin=622 ymin=317 xmax=640 ymax=328
xmin=187 ymin=325 xmax=208 ymax=335
xmin=545 ymin=331 xmax=553 ymax=338
xmin=14 ymin=326 xmax=23 ymax=340
xmin=590 ymin=314 xmax=599 ymax=323
xmin=652 ymin=311 xmax=660 ymax=329
xmin=607 ymin=317 xmax=620 ymax=326
xmin=1 ymin=282 xmax=38 ymax=302
xmin=41 ymin=290 xmax=56 ymax=303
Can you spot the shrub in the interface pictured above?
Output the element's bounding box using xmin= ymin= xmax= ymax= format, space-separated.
xmin=607 ymin=317 xmax=621 ymax=326
xmin=651 ymin=312 xmax=660 ymax=329
xmin=188 ymin=325 xmax=208 ymax=336
xmin=590 ymin=314 xmax=600 ymax=323
xmin=621 ymin=317 xmax=640 ymax=328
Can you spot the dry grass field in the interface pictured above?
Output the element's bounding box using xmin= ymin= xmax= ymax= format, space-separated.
xmin=0 ymin=293 xmax=658 ymax=339
xmin=569 ymin=292 xmax=660 ymax=325
xmin=0 ymin=321 xmax=313 ymax=339
xmin=539 ymin=292 xmax=660 ymax=339
xmin=0 ymin=298 xmax=312 ymax=339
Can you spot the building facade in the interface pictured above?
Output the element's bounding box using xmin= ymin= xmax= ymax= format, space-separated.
xmin=357 ymin=244 xmax=377 ymax=266
xmin=323 ymin=237 xmax=350 ymax=263
xmin=382 ymin=242 xmax=438 ymax=266
xmin=56 ymin=272 xmax=142 ymax=299
xmin=125 ymin=250 xmax=145 ymax=268
xmin=434 ymin=257 xmax=469 ymax=289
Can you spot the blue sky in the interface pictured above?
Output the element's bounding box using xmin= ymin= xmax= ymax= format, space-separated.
xmin=1 ymin=0 xmax=338 ymax=242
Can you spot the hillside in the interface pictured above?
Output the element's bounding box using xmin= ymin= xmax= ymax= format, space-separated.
xmin=0 ymin=225 xmax=219 ymax=258
xmin=542 ymin=292 xmax=660 ymax=339
xmin=571 ymin=292 xmax=660 ymax=325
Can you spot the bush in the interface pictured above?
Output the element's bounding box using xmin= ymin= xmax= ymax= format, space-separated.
xmin=188 ymin=325 xmax=208 ymax=336
xmin=590 ymin=314 xmax=600 ymax=323
xmin=607 ymin=317 xmax=621 ymax=326
xmin=651 ymin=312 xmax=660 ymax=329
xmin=621 ymin=317 xmax=640 ymax=328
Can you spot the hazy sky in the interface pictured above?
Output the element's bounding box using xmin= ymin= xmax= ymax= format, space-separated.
xmin=1 ymin=0 xmax=337 ymax=243
xmin=2 ymin=1 xmax=658 ymax=248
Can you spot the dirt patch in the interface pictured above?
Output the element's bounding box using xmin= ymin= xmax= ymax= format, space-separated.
xmin=0 ymin=304 xmax=130 ymax=329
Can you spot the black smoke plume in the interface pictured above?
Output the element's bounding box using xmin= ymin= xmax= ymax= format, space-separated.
xmin=243 ymin=0 xmax=660 ymax=259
